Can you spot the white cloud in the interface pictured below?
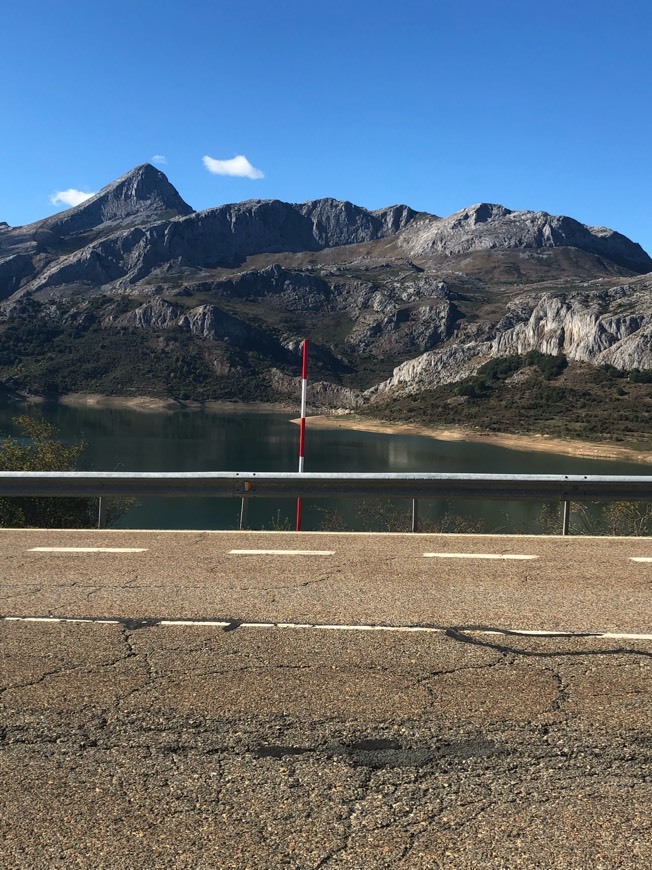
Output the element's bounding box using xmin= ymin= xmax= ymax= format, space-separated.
xmin=152 ymin=154 xmax=167 ymax=165
xmin=50 ymin=189 xmax=95 ymax=208
xmin=202 ymin=154 xmax=264 ymax=180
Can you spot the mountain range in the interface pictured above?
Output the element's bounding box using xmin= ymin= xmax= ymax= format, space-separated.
xmin=1 ymin=164 xmax=651 ymax=431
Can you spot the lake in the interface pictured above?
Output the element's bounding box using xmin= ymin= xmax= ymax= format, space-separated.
xmin=0 ymin=403 xmax=649 ymax=533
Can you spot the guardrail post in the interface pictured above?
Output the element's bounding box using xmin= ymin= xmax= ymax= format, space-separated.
xmin=97 ymin=497 xmax=107 ymax=529
xmin=239 ymin=496 xmax=249 ymax=530
xmin=562 ymin=500 xmax=570 ymax=536
xmin=411 ymin=498 xmax=419 ymax=533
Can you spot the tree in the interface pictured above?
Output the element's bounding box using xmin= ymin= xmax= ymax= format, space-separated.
xmin=0 ymin=414 xmax=131 ymax=528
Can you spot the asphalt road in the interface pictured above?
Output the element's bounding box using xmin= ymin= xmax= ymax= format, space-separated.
xmin=1 ymin=529 xmax=651 ymax=868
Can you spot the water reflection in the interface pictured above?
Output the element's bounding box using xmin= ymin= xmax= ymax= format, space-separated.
xmin=0 ymin=403 xmax=648 ymax=532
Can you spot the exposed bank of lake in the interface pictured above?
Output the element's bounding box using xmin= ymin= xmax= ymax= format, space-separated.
xmin=37 ymin=392 xmax=296 ymax=414
xmin=9 ymin=391 xmax=652 ymax=466
xmin=297 ymin=414 xmax=652 ymax=465
xmin=1 ymin=397 xmax=650 ymax=532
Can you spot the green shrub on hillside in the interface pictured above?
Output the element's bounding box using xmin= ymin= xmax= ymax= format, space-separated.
xmin=366 ymin=356 xmax=652 ymax=443
xmin=0 ymin=415 xmax=94 ymax=527
xmin=629 ymin=368 xmax=652 ymax=384
xmin=477 ymin=351 xmax=568 ymax=383
xmin=0 ymin=415 xmax=133 ymax=528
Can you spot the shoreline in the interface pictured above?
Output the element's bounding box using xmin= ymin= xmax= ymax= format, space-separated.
xmin=296 ymin=414 xmax=652 ymax=464
xmin=9 ymin=392 xmax=295 ymax=414
xmin=4 ymin=392 xmax=651 ymax=463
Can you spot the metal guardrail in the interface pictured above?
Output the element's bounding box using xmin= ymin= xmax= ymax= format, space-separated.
xmin=0 ymin=471 xmax=650 ymax=533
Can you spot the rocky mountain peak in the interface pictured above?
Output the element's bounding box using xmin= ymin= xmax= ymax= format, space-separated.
xmin=297 ymin=197 xmax=418 ymax=247
xmin=99 ymin=163 xmax=194 ymax=215
xmin=1 ymin=163 xmax=651 ymax=410
xmin=455 ymin=203 xmax=512 ymax=225
xmin=398 ymin=202 xmax=652 ymax=273
xmin=371 ymin=203 xmax=419 ymax=235
xmin=26 ymin=163 xmax=194 ymax=239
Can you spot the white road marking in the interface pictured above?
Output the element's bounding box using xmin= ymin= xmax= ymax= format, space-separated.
xmin=599 ymin=632 xmax=652 ymax=640
xmin=229 ymin=549 xmax=335 ymax=556
xmin=3 ymin=615 xmax=121 ymax=625
xmin=630 ymin=557 xmax=652 ymax=563
xmin=423 ymin=552 xmax=538 ymax=560
xmin=27 ymin=547 xmax=149 ymax=553
xmin=2 ymin=615 xmax=651 ymax=642
xmin=160 ymin=620 xmax=231 ymax=627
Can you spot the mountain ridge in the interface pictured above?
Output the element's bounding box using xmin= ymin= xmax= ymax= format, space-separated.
xmin=0 ymin=165 xmax=650 ymax=429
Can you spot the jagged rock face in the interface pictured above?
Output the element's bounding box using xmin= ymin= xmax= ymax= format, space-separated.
xmin=371 ymin=280 xmax=652 ymax=395
xmin=25 ymin=164 xmax=194 ymax=239
xmin=0 ymin=254 xmax=35 ymax=301
xmin=2 ymin=165 xmax=649 ymax=306
xmin=0 ymin=226 xmax=59 ymax=262
xmin=193 ymin=265 xmax=332 ymax=312
xmin=1 ymin=163 xmax=651 ymax=404
xmin=346 ymin=301 xmax=456 ymax=357
xmin=370 ymin=341 xmax=488 ymax=397
xmin=106 ymin=297 xmax=180 ymax=331
xmin=170 ymin=200 xmax=322 ymax=266
xmin=162 ymin=197 xmax=416 ymax=274
xmin=184 ymin=263 xmax=459 ymax=357
xmin=0 ymin=165 xmax=195 ymax=297
xmin=297 ymin=199 xmax=417 ymax=247
xmin=268 ymin=368 xmax=364 ymax=409
xmin=372 ymin=204 xmax=421 ymax=236
xmin=106 ymin=296 xmax=283 ymax=352
xmin=9 ymin=197 xmax=420 ymax=296
xmin=398 ymin=203 xmax=652 ymax=273
xmin=492 ymin=283 xmax=652 ymax=369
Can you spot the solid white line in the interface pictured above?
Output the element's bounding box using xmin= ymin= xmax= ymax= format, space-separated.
xmin=159 ymin=620 xmax=231 ymax=628
xmin=599 ymin=632 xmax=652 ymax=640
xmin=423 ymin=552 xmax=538 ymax=560
xmin=262 ymin=623 xmax=440 ymax=633
xmin=3 ymin=616 xmax=121 ymax=625
xmin=630 ymin=557 xmax=652 ymax=563
xmin=229 ymin=549 xmax=335 ymax=556
xmin=2 ymin=615 xmax=651 ymax=641
xmin=27 ymin=547 xmax=149 ymax=553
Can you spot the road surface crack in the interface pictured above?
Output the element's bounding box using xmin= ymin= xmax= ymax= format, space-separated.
xmin=444 ymin=628 xmax=652 ymax=661
xmin=0 ymin=585 xmax=42 ymax=602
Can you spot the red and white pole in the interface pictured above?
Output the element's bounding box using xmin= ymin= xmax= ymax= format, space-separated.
xmin=295 ymin=339 xmax=308 ymax=531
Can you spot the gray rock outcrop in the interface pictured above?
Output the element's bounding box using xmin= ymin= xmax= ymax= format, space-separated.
xmin=106 ymin=296 xmax=282 ymax=352
xmin=297 ymin=199 xmax=417 ymax=247
xmin=371 ymin=278 xmax=652 ymax=395
xmin=491 ymin=282 xmax=652 ymax=369
xmin=1 ymin=163 xmax=651 ymax=405
xmin=0 ymin=254 xmax=36 ymax=301
xmin=7 ymin=196 xmax=420 ymax=298
xmin=398 ymin=203 xmax=652 ymax=273
xmin=25 ymin=164 xmax=194 ymax=240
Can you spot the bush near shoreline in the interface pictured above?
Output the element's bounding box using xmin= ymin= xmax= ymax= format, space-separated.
xmin=366 ymin=355 xmax=652 ymax=445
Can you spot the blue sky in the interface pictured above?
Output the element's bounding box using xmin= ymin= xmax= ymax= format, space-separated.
xmin=2 ymin=0 xmax=651 ymax=254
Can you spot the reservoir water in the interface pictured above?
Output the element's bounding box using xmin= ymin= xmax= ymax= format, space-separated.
xmin=0 ymin=403 xmax=649 ymax=533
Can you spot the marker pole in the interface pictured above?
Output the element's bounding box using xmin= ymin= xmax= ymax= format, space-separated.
xmin=295 ymin=339 xmax=308 ymax=531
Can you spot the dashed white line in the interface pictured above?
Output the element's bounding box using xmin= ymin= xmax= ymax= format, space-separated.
xmin=630 ymin=557 xmax=652 ymax=563
xmin=229 ymin=549 xmax=335 ymax=556
xmin=27 ymin=547 xmax=149 ymax=553
xmin=423 ymin=552 xmax=538 ymax=560
xmin=160 ymin=620 xmax=231 ymax=627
